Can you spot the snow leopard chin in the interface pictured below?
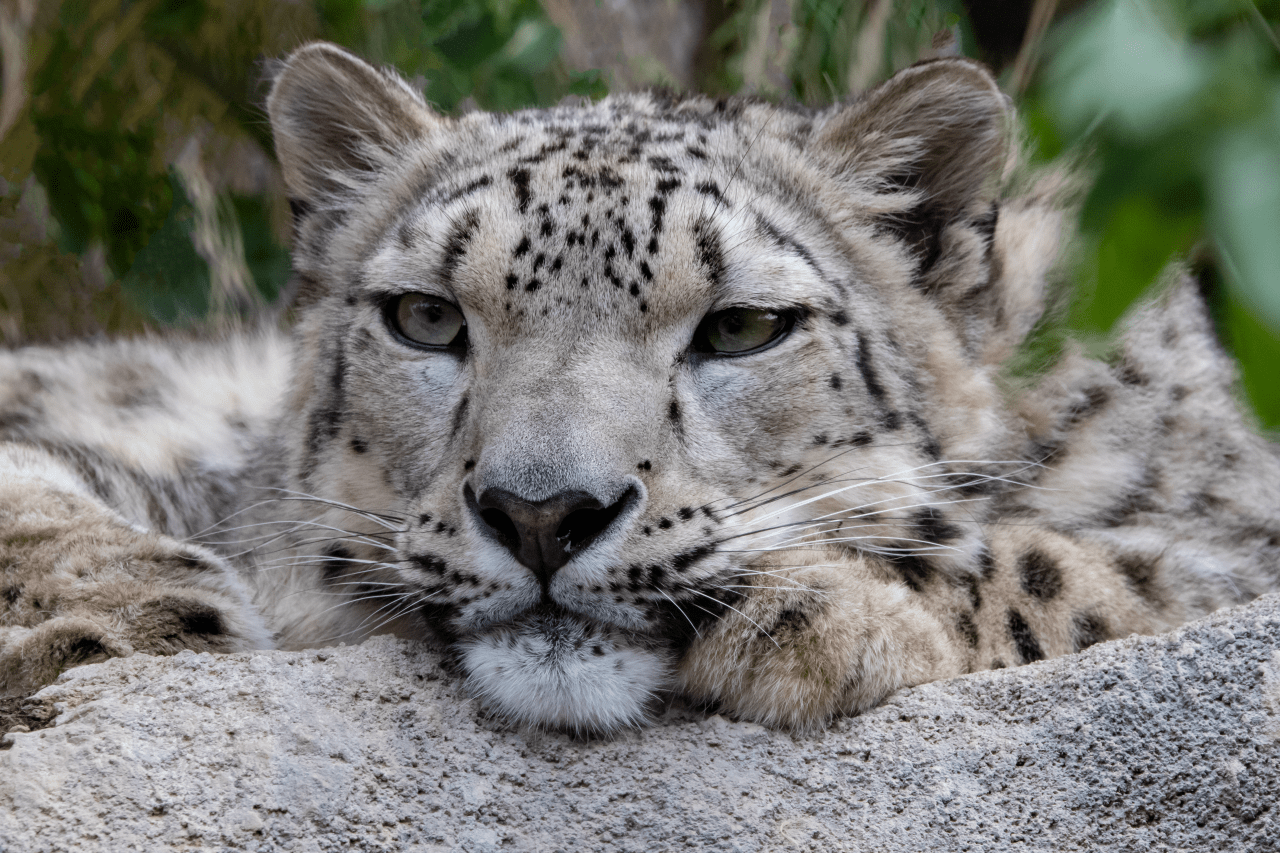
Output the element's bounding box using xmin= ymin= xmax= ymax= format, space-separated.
xmin=458 ymin=607 xmax=672 ymax=736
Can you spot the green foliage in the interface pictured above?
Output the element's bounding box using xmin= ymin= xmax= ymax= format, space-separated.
xmin=787 ymin=0 xmax=969 ymax=102
xmin=318 ymin=0 xmax=603 ymax=112
xmin=1030 ymin=0 xmax=1280 ymax=426
xmin=0 ymin=0 xmax=314 ymax=340
xmin=1 ymin=0 xmax=600 ymax=343
xmin=703 ymin=0 xmax=970 ymax=100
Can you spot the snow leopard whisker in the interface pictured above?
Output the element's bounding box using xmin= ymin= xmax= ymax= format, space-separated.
xmin=251 ymin=551 xmax=407 ymax=579
xmin=734 ymin=458 xmax=1042 ymax=518
xmin=653 ymin=586 xmax=703 ymax=640
xmin=199 ymin=513 xmax=397 ymax=555
xmin=192 ymin=492 xmax=404 ymax=545
xmin=806 ymin=494 xmax=988 ymax=527
xmin=304 ymin=588 xmax=437 ymax=642
xmin=705 ymin=570 xmax=829 ymax=594
xmin=719 ymin=493 xmax=984 ymax=546
xmin=726 ymin=457 xmax=1046 ymax=519
xmin=725 ymin=468 xmax=965 ymax=522
xmin=349 ymin=597 xmax=436 ymax=639
xmin=717 ymin=443 xmax=1015 ymax=513
xmin=715 ymin=446 xmax=874 ymax=513
xmin=321 ymin=580 xmax=411 ymax=592
xmin=724 ymin=533 xmax=963 ymax=555
xmin=708 ymin=101 xmax=782 ymax=220
xmin=254 ymin=487 xmax=407 ymax=527
xmin=195 ymin=517 xmax=396 ymax=548
xmin=260 ymin=524 xmax=398 ymax=553
xmin=676 ymin=586 xmax=781 ymax=650
xmin=255 ymin=553 xmax=397 ymax=571
xmin=220 ymin=529 xmax=399 ymax=563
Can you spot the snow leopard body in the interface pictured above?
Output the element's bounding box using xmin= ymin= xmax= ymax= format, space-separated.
xmin=2 ymin=43 xmax=1278 ymax=733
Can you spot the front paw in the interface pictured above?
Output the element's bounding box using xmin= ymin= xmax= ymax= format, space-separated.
xmin=676 ymin=549 xmax=962 ymax=731
xmin=0 ymin=490 xmax=271 ymax=696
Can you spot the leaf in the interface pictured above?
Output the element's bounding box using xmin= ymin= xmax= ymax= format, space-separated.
xmin=1045 ymin=0 xmax=1209 ymax=141
xmin=1210 ymin=116 xmax=1280 ymax=330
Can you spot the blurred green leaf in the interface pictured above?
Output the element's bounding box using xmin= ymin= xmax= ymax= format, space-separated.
xmin=1210 ymin=100 xmax=1280 ymax=328
xmin=1046 ymin=0 xmax=1209 ymax=140
xmin=119 ymin=174 xmax=209 ymax=325
xmin=1029 ymin=0 xmax=1280 ymax=425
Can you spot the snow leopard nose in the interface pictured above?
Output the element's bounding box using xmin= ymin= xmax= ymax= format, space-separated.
xmin=465 ymin=483 xmax=639 ymax=583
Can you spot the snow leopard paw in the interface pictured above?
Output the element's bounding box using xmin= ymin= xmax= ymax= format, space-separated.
xmin=0 ymin=487 xmax=272 ymax=697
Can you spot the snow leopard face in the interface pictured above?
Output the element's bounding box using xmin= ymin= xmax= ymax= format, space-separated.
xmin=266 ymin=44 xmax=1053 ymax=732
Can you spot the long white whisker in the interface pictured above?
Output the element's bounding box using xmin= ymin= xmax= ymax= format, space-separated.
xmin=676 ymin=586 xmax=781 ymax=650
xmin=254 ymin=487 xmax=406 ymax=527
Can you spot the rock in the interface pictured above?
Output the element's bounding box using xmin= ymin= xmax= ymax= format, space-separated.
xmin=3 ymin=595 xmax=1279 ymax=852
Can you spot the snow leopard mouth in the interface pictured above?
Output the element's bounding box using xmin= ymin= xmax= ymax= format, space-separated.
xmin=456 ymin=603 xmax=673 ymax=734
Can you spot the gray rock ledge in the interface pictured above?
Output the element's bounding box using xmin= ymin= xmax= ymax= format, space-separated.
xmin=3 ymin=595 xmax=1279 ymax=853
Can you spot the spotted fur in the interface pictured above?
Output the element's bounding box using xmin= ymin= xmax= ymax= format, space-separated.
xmin=2 ymin=44 xmax=1277 ymax=733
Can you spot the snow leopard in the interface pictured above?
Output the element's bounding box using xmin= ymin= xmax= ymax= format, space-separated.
xmin=2 ymin=42 xmax=1278 ymax=735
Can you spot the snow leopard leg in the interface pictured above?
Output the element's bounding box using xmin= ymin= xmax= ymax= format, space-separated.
xmin=0 ymin=334 xmax=287 ymax=696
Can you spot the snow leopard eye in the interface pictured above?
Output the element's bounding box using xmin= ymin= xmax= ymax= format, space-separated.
xmin=386 ymin=293 xmax=467 ymax=349
xmin=694 ymin=307 xmax=794 ymax=356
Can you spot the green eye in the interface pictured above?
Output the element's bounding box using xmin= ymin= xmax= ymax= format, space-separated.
xmin=388 ymin=293 xmax=467 ymax=349
xmin=695 ymin=307 xmax=794 ymax=355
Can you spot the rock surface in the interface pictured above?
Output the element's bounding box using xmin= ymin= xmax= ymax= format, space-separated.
xmin=3 ymin=595 xmax=1279 ymax=853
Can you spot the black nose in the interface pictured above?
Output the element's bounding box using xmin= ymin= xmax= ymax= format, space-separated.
xmin=466 ymin=483 xmax=636 ymax=584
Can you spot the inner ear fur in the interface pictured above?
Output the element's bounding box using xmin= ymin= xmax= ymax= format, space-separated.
xmin=815 ymin=58 xmax=1010 ymax=225
xmin=815 ymin=59 xmax=1061 ymax=364
xmin=267 ymin=41 xmax=439 ymax=204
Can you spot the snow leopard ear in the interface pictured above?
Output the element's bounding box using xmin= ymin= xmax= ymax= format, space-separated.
xmin=815 ymin=59 xmax=1061 ymax=364
xmin=814 ymin=58 xmax=1009 ymax=240
xmin=267 ymin=42 xmax=439 ymax=204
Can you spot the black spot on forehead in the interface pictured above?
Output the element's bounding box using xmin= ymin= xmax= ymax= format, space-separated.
xmin=438 ymin=174 xmax=493 ymax=206
xmin=648 ymin=195 xmax=668 ymax=236
xmin=694 ymin=181 xmax=727 ymax=206
xmin=755 ymin=214 xmax=830 ymax=288
xmin=694 ymin=220 xmax=725 ymax=287
xmin=508 ymin=167 xmax=532 ymax=214
xmin=518 ymin=137 xmax=568 ymax=164
xmin=648 ymin=155 xmax=680 ymax=173
xmin=438 ymin=209 xmax=480 ymax=286
xmin=855 ymin=332 xmax=887 ymax=403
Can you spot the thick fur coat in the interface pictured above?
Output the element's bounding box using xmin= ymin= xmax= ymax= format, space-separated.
xmin=2 ymin=44 xmax=1278 ymax=734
